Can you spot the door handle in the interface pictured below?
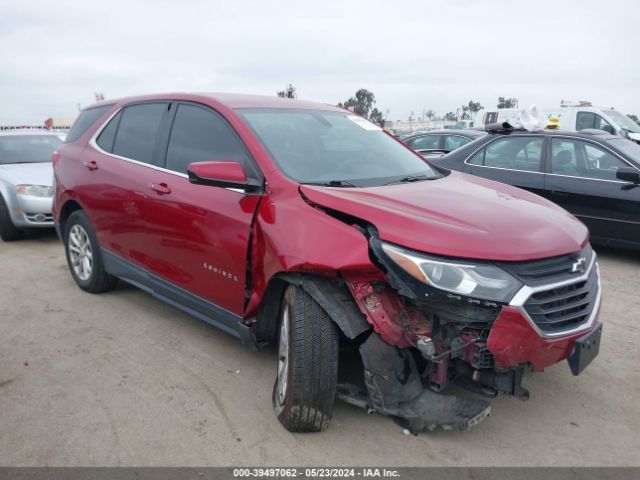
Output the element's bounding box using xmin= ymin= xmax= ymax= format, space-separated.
xmin=83 ymin=160 xmax=98 ymax=171
xmin=149 ymin=183 xmax=171 ymax=195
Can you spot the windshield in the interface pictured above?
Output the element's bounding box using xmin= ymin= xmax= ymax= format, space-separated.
xmin=238 ymin=109 xmax=440 ymax=187
xmin=605 ymin=110 xmax=640 ymax=133
xmin=609 ymin=138 xmax=640 ymax=165
xmin=0 ymin=135 xmax=64 ymax=165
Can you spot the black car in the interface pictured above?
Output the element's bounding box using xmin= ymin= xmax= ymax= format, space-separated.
xmin=402 ymin=129 xmax=487 ymax=159
xmin=435 ymin=128 xmax=640 ymax=249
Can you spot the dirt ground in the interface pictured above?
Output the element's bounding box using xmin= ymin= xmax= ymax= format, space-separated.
xmin=1 ymin=231 xmax=639 ymax=466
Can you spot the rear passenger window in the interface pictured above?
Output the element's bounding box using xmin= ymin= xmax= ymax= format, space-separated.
xmin=468 ymin=137 xmax=543 ymax=172
xmin=165 ymin=103 xmax=256 ymax=177
xmin=96 ymin=111 xmax=121 ymax=152
xmin=112 ymin=103 xmax=167 ymax=165
xmin=65 ymin=105 xmax=112 ymax=143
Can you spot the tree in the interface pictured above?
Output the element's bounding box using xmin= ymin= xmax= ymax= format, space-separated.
xmin=497 ymin=97 xmax=518 ymax=109
xmin=628 ymin=114 xmax=639 ymax=125
xmin=444 ymin=112 xmax=457 ymax=121
xmin=460 ymin=100 xmax=483 ymax=120
xmin=425 ymin=109 xmax=436 ymax=120
xmin=277 ymin=84 xmax=297 ymax=99
xmin=338 ymin=88 xmax=377 ymax=118
xmin=369 ymin=107 xmax=385 ymax=126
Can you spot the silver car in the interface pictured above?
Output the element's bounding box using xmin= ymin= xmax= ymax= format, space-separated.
xmin=0 ymin=129 xmax=65 ymax=241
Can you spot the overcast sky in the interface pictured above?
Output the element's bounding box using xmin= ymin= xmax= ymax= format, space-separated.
xmin=1 ymin=0 xmax=639 ymax=124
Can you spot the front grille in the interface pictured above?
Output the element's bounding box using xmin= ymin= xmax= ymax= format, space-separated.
xmin=523 ymin=263 xmax=599 ymax=333
xmin=500 ymin=245 xmax=593 ymax=287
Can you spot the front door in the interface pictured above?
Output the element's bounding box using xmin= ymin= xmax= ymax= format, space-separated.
xmin=545 ymin=137 xmax=640 ymax=245
xmin=138 ymin=102 xmax=262 ymax=315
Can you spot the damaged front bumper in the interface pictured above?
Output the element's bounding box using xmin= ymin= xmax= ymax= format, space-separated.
xmin=333 ymin=236 xmax=602 ymax=433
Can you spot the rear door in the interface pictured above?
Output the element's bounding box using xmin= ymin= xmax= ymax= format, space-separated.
xmin=136 ymin=102 xmax=262 ymax=315
xmin=84 ymin=101 xmax=170 ymax=271
xmin=463 ymin=135 xmax=546 ymax=195
xmin=545 ymin=136 xmax=640 ymax=244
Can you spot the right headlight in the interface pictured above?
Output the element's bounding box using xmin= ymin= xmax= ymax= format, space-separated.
xmin=381 ymin=242 xmax=522 ymax=303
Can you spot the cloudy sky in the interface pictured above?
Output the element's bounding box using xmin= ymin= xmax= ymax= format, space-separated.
xmin=1 ymin=0 xmax=638 ymax=124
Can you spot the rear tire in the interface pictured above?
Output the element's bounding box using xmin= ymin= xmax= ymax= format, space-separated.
xmin=63 ymin=210 xmax=117 ymax=293
xmin=273 ymin=284 xmax=338 ymax=432
xmin=0 ymin=195 xmax=24 ymax=241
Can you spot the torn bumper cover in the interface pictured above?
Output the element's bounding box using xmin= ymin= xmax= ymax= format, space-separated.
xmin=354 ymin=333 xmax=491 ymax=432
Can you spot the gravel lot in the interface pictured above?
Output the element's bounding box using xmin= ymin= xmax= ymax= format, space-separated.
xmin=1 ymin=231 xmax=639 ymax=466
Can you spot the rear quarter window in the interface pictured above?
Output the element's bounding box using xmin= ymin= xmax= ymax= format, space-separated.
xmin=64 ymin=105 xmax=112 ymax=143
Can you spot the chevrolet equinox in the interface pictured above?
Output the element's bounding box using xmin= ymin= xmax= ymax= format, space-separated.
xmin=53 ymin=93 xmax=602 ymax=433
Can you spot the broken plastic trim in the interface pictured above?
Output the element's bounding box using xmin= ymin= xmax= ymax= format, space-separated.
xmin=352 ymin=332 xmax=491 ymax=432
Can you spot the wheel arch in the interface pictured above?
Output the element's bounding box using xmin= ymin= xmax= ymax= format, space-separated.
xmin=254 ymin=272 xmax=370 ymax=346
xmin=58 ymin=199 xmax=84 ymax=235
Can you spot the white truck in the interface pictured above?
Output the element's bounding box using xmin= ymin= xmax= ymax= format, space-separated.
xmin=475 ymin=101 xmax=640 ymax=143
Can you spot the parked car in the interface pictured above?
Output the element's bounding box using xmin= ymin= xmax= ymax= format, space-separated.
xmin=53 ymin=94 xmax=602 ymax=433
xmin=403 ymin=129 xmax=486 ymax=159
xmin=475 ymin=101 xmax=640 ymax=143
xmin=435 ymin=127 xmax=640 ymax=249
xmin=0 ymin=129 xmax=64 ymax=240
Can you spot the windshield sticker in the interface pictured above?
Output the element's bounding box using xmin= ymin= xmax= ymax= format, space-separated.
xmin=346 ymin=115 xmax=382 ymax=131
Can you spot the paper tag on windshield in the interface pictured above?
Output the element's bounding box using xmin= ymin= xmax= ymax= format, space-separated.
xmin=346 ymin=115 xmax=382 ymax=131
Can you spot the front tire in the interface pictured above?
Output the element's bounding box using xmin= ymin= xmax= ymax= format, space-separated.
xmin=0 ymin=195 xmax=24 ymax=241
xmin=63 ymin=210 xmax=117 ymax=293
xmin=273 ymin=284 xmax=338 ymax=432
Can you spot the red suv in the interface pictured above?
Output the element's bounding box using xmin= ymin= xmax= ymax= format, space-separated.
xmin=53 ymin=93 xmax=602 ymax=433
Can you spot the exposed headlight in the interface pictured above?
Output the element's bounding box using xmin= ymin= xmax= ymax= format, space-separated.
xmin=381 ymin=242 xmax=522 ymax=303
xmin=16 ymin=185 xmax=54 ymax=197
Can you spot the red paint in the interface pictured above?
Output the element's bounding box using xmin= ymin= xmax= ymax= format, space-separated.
xmin=53 ymin=92 xmax=595 ymax=380
xmin=487 ymin=306 xmax=599 ymax=371
xmin=188 ymin=161 xmax=247 ymax=183
xmin=300 ymin=175 xmax=588 ymax=262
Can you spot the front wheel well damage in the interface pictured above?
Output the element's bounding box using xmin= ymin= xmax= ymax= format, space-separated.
xmin=252 ymin=272 xmax=492 ymax=432
xmin=254 ymin=273 xmax=371 ymax=346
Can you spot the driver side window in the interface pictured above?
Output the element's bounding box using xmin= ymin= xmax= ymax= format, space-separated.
xmin=550 ymin=138 xmax=627 ymax=180
xmin=576 ymin=112 xmax=614 ymax=133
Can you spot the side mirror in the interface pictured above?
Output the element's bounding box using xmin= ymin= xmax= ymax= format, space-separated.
xmin=616 ymin=167 xmax=640 ymax=184
xmin=187 ymin=161 xmax=262 ymax=192
xmin=601 ymin=125 xmax=615 ymax=134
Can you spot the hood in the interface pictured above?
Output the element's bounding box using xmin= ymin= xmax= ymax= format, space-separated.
xmin=0 ymin=163 xmax=53 ymax=186
xmin=300 ymin=172 xmax=588 ymax=262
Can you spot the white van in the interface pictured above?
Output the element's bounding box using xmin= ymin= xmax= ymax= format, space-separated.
xmin=475 ymin=101 xmax=640 ymax=143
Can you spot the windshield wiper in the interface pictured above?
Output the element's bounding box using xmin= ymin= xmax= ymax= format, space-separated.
xmin=382 ymin=174 xmax=435 ymax=186
xmin=304 ymin=180 xmax=359 ymax=188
